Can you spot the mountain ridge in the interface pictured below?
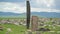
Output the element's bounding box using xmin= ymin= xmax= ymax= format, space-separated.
xmin=0 ymin=12 xmax=60 ymax=18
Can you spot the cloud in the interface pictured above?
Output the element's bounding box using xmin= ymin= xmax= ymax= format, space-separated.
xmin=0 ymin=0 xmax=25 ymax=2
xmin=0 ymin=1 xmax=60 ymax=13
xmin=0 ymin=2 xmax=26 ymax=13
xmin=31 ymin=0 xmax=55 ymax=8
xmin=43 ymin=0 xmax=55 ymax=7
xmin=31 ymin=7 xmax=60 ymax=12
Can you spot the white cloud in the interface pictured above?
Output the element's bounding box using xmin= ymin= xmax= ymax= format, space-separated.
xmin=0 ymin=2 xmax=26 ymax=13
xmin=31 ymin=7 xmax=60 ymax=12
xmin=43 ymin=0 xmax=54 ymax=7
xmin=31 ymin=0 xmax=55 ymax=8
xmin=0 ymin=1 xmax=60 ymax=13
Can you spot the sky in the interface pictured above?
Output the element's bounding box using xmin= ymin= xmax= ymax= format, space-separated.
xmin=0 ymin=0 xmax=60 ymax=13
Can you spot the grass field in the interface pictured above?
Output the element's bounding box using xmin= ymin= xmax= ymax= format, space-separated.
xmin=0 ymin=24 xmax=27 ymax=34
xmin=0 ymin=24 xmax=60 ymax=34
xmin=38 ymin=26 xmax=60 ymax=34
xmin=0 ymin=18 xmax=60 ymax=34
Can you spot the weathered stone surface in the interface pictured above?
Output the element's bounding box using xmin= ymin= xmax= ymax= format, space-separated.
xmin=31 ymin=16 xmax=38 ymax=31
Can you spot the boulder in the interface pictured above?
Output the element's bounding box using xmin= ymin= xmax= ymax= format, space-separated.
xmin=36 ymin=28 xmax=50 ymax=31
xmin=0 ymin=26 xmax=3 ymax=31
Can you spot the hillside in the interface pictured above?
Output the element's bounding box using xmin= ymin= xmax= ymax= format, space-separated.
xmin=0 ymin=12 xmax=60 ymax=18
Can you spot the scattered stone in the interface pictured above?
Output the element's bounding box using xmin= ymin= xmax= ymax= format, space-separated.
xmin=0 ymin=26 xmax=3 ymax=31
xmin=26 ymin=30 xmax=32 ymax=34
xmin=48 ymin=25 xmax=51 ymax=26
xmin=6 ymin=28 xmax=12 ymax=34
xmin=40 ymin=23 xmax=44 ymax=26
xmin=14 ymin=23 xmax=19 ymax=26
xmin=7 ymin=28 xmax=12 ymax=32
xmin=36 ymin=31 xmax=41 ymax=34
xmin=37 ymin=28 xmax=50 ymax=31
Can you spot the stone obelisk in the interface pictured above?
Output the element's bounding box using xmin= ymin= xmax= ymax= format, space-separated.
xmin=26 ymin=0 xmax=30 ymax=29
xmin=31 ymin=16 xmax=38 ymax=31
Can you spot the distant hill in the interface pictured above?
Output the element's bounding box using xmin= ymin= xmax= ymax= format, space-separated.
xmin=0 ymin=12 xmax=60 ymax=18
xmin=31 ymin=12 xmax=60 ymax=18
xmin=0 ymin=12 xmax=21 ymax=16
xmin=0 ymin=12 xmax=26 ymax=18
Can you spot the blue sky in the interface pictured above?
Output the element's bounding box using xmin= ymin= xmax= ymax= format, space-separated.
xmin=0 ymin=0 xmax=60 ymax=13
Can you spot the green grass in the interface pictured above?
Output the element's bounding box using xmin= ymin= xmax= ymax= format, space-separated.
xmin=0 ymin=24 xmax=27 ymax=34
xmin=0 ymin=23 xmax=60 ymax=34
xmin=0 ymin=18 xmax=60 ymax=34
xmin=37 ymin=21 xmax=60 ymax=34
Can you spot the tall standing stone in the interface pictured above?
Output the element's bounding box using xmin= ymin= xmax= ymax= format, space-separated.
xmin=26 ymin=0 xmax=30 ymax=29
xmin=31 ymin=16 xmax=38 ymax=31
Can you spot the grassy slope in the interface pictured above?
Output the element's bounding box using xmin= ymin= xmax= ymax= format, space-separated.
xmin=0 ymin=18 xmax=60 ymax=34
xmin=0 ymin=24 xmax=27 ymax=34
